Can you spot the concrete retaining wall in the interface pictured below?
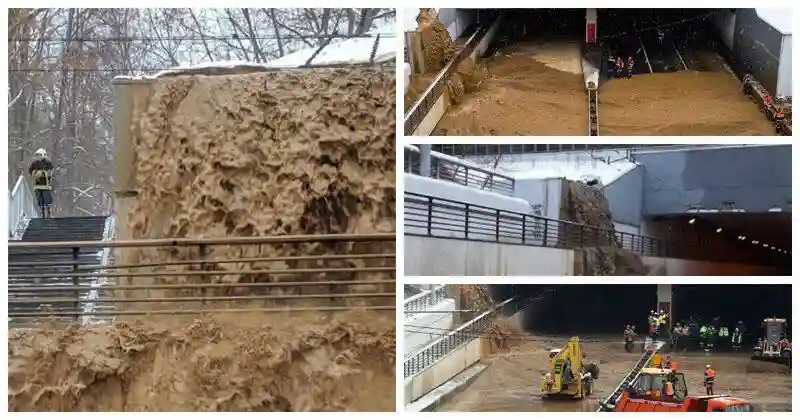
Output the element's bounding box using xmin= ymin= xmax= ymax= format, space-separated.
xmin=405 ymin=236 xmax=779 ymax=276
xmin=404 ymin=236 xmax=574 ymax=276
xmin=405 ymin=337 xmax=486 ymax=404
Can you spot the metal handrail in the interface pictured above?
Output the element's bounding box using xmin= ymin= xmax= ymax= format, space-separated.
xmin=403 ymin=14 xmax=499 ymax=135
xmin=404 ymin=192 xmax=786 ymax=265
xmin=404 ymin=297 xmax=514 ymax=378
xmin=404 ymin=145 xmax=515 ymax=195
xmin=404 ymin=285 xmax=447 ymax=320
xmin=8 ymin=233 xmax=396 ymax=326
xmin=404 ymin=192 xmax=663 ymax=256
xmin=8 ymin=175 xmax=38 ymax=238
xmin=8 ymin=232 xmax=396 ymax=249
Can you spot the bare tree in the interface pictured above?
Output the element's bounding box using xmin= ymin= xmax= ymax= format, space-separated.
xmin=8 ymin=8 xmax=395 ymax=216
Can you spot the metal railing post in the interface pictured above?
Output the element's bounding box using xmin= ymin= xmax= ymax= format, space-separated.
xmin=199 ymin=244 xmax=208 ymax=306
xmin=72 ymin=247 xmax=80 ymax=321
xmin=495 ymin=209 xmax=501 ymax=241
xmin=427 ymin=196 xmax=433 ymax=235
xmin=464 ymin=203 xmax=470 ymax=239
xmin=522 ymin=214 xmax=527 ymax=244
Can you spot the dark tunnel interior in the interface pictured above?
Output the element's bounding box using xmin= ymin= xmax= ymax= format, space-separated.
xmin=490 ymin=8 xmax=723 ymax=75
xmin=487 ymin=284 xmax=792 ymax=338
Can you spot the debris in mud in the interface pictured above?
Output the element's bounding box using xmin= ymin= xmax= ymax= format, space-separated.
xmin=416 ymin=9 xmax=456 ymax=71
xmin=560 ymin=180 xmax=648 ymax=276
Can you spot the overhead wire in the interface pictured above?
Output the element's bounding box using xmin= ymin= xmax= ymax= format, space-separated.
xmin=8 ymin=32 xmax=397 ymax=43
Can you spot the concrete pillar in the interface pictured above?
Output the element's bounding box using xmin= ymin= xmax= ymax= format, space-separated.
xmin=419 ymin=144 xmax=432 ymax=177
xmin=657 ymin=284 xmax=672 ymax=322
xmin=586 ymin=8 xmax=598 ymax=43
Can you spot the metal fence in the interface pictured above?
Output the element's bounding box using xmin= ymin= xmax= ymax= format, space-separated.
xmin=8 ymin=233 xmax=396 ymax=327
xmin=404 ymin=297 xmax=515 ymax=378
xmin=404 ymin=192 xmax=664 ymax=256
xmin=404 ymin=146 xmax=516 ymax=196
xmin=404 ymin=285 xmax=447 ymax=320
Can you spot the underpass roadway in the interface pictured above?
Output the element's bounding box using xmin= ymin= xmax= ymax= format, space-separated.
xmin=427 ymin=333 xmax=791 ymax=412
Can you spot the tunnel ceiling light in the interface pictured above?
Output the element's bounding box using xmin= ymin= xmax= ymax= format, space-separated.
xmin=753 ymin=240 xmax=759 ymax=244
xmin=771 ymin=247 xmax=776 ymax=250
xmin=716 ymin=228 xmax=722 ymax=233
xmin=768 ymin=206 xmax=783 ymax=212
xmin=763 ymin=244 xmax=769 ymax=248
xmin=688 ymin=218 xmax=696 ymax=224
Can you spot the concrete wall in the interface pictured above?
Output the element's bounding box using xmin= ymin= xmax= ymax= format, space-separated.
xmin=405 ymin=235 xmax=778 ymax=276
xmin=405 ymin=337 xmax=485 ymax=404
xmin=604 ymin=165 xmax=644 ymax=226
xmin=404 ymin=236 xmax=574 ymax=276
xmin=777 ymin=35 xmax=792 ymax=97
xmin=512 ymin=178 xmax=563 ymax=220
xmin=405 ymin=299 xmax=455 ymax=356
xmin=730 ymin=8 xmax=784 ymax=96
xmin=711 ymin=10 xmax=736 ymax=50
xmin=635 ymin=146 xmax=792 ymax=214
xmin=642 ymin=256 xmax=783 ymax=276
xmin=436 ymin=9 xmax=476 ymax=41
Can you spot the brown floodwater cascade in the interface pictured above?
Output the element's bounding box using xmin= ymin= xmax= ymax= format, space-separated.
xmin=8 ymin=66 xmax=397 ymax=411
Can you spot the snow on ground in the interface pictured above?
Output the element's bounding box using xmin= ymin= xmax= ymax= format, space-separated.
xmin=463 ymin=151 xmax=638 ymax=186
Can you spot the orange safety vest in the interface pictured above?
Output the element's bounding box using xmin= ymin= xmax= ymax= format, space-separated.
xmin=776 ymin=112 xmax=785 ymax=119
xmin=704 ymin=368 xmax=716 ymax=384
xmin=764 ymin=97 xmax=773 ymax=106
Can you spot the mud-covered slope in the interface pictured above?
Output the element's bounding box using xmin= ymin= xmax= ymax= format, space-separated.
xmin=8 ymin=313 xmax=395 ymax=411
xmin=560 ymin=180 xmax=648 ymax=275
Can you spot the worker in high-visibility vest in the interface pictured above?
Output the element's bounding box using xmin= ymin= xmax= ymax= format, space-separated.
xmin=704 ymin=364 xmax=716 ymax=395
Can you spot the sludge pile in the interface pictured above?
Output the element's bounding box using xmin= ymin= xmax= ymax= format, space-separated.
xmin=8 ymin=66 xmax=397 ymax=411
xmin=560 ymin=180 xmax=648 ymax=276
xmin=405 ymin=9 xmax=486 ymax=110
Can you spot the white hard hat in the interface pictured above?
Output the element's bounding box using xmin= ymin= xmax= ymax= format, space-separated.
xmin=706 ymin=364 xmax=711 ymax=369
xmin=34 ymin=148 xmax=47 ymax=157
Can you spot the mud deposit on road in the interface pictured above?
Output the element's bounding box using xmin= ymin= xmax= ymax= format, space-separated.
xmin=433 ymin=42 xmax=587 ymax=136
xmin=9 ymin=67 xmax=397 ymax=411
xmin=437 ymin=335 xmax=791 ymax=411
xmin=600 ymin=71 xmax=775 ymax=135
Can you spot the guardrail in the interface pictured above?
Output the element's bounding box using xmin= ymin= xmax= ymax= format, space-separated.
xmin=404 ymin=192 xmax=663 ymax=256
xmin=404 ymin=285 xmax=447 ymax=320
xmin=403 ymin=16 xmax=496 ymax=135
xmin=405 ymin=145 xmax=515 ymax=195
xmin=9 ymin=175 xmax=38 ymax=238
xmin=8 ymin=233 xmax=396 ymax=327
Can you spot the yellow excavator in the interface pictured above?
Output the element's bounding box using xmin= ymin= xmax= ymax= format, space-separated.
xmin=541 ymin=337 xmax=600 ymax=399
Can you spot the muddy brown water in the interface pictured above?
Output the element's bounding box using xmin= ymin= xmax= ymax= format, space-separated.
xmin=420 ymin=39 xmax=773 ymax=136
xmin=437 ymin=334 xmax=791 ymax=412
xmin=8 ymin=68 xmax=397 ymax=412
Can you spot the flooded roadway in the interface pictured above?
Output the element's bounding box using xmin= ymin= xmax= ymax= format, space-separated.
xmin=437 ymin=334 xmax=791 ymax=412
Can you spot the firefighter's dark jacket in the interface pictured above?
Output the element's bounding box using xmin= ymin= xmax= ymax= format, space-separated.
xmin=29 ymin=158 xmax=54 ymax=190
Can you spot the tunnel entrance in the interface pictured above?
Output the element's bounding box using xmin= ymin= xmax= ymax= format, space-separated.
xmin=487 ymin=284 xmax=792 ymax=339
xmin=598 ymin=9 xmax=720 ymax=77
